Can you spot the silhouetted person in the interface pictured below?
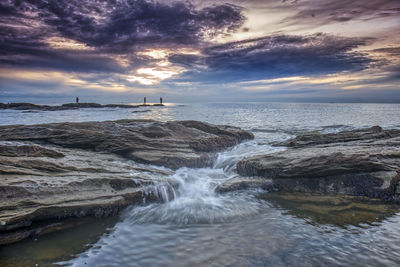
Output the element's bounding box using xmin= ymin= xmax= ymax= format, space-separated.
xmin=160 ymin=97 xmax=163 ymax=104
xmin=144 ymin=97 xmax=146 ymax=105
xmin=76 ymin=97 xmax=79 ymax=103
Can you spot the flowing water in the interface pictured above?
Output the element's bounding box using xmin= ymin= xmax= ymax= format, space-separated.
xmin=1 ymin=102 xmax=400 ymax=266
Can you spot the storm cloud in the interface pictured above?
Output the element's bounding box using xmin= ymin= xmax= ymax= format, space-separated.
xmin=1 ymin=0 xmax=244 ymax=51
xmin=170 ymin=34 xmax=374 ymax=82
xmin=0 ymin=0 xmax=244 ymax=73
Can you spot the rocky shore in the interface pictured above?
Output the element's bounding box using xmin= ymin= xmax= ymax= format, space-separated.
xmin=230 ymin=126 xmax=400 ymax=202
xmin=0 ymin=102 xmax=164 ymax=111
xmin=1 ymin=121 xmax=399 ymax=245
xmin=0 ymin=120 xmax=253 ymax=244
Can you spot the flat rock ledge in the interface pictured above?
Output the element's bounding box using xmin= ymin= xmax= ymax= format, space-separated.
xmin=233 ymin=126 xmax=400 ymax=203
xmin=0 ymin=119 xmax=253 ymax=169
xmin=0 ymin=120 xmax=253 ymax=244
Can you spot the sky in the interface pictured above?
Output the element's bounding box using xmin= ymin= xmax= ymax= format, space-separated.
xmin=0 ymin=0 xmax=399 ymax=103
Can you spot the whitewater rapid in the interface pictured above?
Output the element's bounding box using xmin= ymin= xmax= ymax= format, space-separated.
xmin=125 ymin=141 xmax=283 ymax=224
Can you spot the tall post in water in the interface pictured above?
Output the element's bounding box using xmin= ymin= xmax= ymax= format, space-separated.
xmin=144 ymin=97 xmax=146 ymax=105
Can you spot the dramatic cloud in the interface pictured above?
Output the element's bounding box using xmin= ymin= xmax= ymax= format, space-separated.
xmin=170 ymin=34 xmax=374 ymax=82
xmin=1 ymin=0 xmax=244 ymax=51
xmin=0 ymin=0 xmax=244 ymax=73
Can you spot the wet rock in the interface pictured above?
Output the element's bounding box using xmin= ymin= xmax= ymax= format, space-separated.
xmin=215 ymin=177 xmax=274 ymax=193
xmin=237 ymin=127 xmax=400 ymax=202
xmin=276 ymin=126 xmax=400 ymax=148
xmin=0 ymin=120 xmax=253 ymax=244
xmin=132 ymin=110 xmax=151 ymax=113
xmin=0 ymin=119 xmax=253 ymax=169
xmin=0 ymin=145 xmax=177 ymax=244
xmin=0 ymin=218 xmax=89 ymax=245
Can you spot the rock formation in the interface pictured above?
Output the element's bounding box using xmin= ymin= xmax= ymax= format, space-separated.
xmin=0 ymin=120 xmax=253 ymax=169
xmin=234 ymin=126 xmax=400 ymax=202
xmin=0 ymin=120 xmax=253 ymax=244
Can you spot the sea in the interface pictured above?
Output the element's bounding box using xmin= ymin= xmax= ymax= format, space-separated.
xmin=1 ymin=102 xmax=400 ymax=266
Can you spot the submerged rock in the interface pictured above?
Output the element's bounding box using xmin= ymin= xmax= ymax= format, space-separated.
xmin=259 ymin=192 xmax=399 ymax=227
xmin=236 ymin=126 xmax=400 ymax=202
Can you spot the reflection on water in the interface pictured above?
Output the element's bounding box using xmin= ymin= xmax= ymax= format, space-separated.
xmin=1 ymin=194 xmax=399 ymax=266
xmin=137 ymin=104 xmax=175 ymax=121
xmin=62 ymin=198 xmax=400 ymax=267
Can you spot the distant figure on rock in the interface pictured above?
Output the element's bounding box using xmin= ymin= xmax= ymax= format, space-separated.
xmin=160 ymin=97 xmax=163 ymax=104
xmin=76 ymin=97 xmax=79 ymax=103
xmin=144 ymin=97 xmax=146 ymax=105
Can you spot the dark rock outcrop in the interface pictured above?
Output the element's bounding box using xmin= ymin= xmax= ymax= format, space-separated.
xmin=0 ymin=102 xmax=165 ymax=111
xmin=236 ymin=126 xmax=400 ymax=202
xmin=215 ymin=177 xmax=274 ymax=193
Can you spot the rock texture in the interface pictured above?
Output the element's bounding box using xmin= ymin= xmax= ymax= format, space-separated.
xmin=0 ymin=120 xmax=253 ymax=169
xmin=215 ymin=177 xmax=274 ymax=193
xmin=0 ymin=102 xmax=164 ymax=111
xmin=0 ymin=143 xmax=176 ymax=244
xmin=236 ymin=126 xmax=400 ymax=202
xmin=0 ymin=120 xmax=253 ymax=244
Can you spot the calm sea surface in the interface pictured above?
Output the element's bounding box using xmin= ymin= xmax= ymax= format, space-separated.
xmin=1 ymin=102 xmax=400 ymax=266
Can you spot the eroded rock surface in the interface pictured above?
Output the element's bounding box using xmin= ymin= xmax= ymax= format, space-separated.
xmin=0 ymin=119 xmax=253 ymax=169
xmin=0 ymin=120 xmax=253 ymax=244
xmin=0 ymin=144 xmax=177 ymax=244
xmin=236 ymin=126 xmax=400 ymax=202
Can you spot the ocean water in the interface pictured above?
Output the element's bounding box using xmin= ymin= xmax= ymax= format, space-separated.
xmin=2 ymin=102 xmax=400 ymax=143
xmin=1 ymin=102 xmax=400 ymax=266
